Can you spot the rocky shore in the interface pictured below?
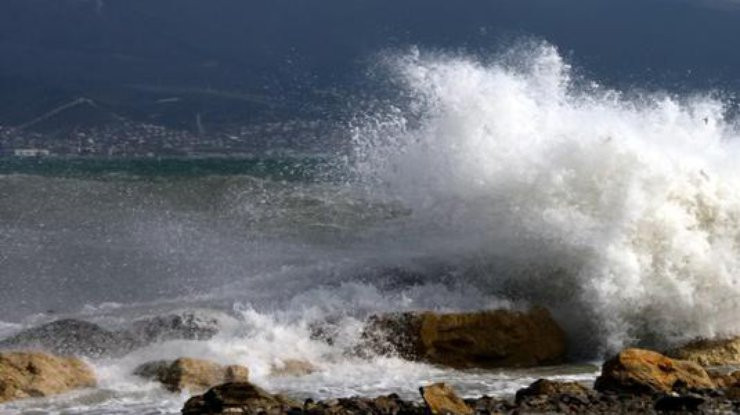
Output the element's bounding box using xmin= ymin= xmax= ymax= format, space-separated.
xmin=2 ymin=308 xmax=740 ymax=414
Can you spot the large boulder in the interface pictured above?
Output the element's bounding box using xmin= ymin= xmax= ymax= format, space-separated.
xmin=181 ymin=382 xmax=301 ymax=415
xmin=0 ymin=319 xmax=133 ymax=358
xmin=666 ymin=337 xmax=740 ymax=367
xmin=360 ymin=307 xmax=566 ymax=368
xmin=0 ymin=351 xmax=96 ymax=403
xmin=420 ymin=383 xmax=472 ymax=415
xmin=134 ymin=357 xmax=249 ymax=393
xmin=594 ymin=348 xmax=715 ymax=394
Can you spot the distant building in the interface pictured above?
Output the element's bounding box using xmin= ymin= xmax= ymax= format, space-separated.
xmin=14 ymin=149 xmax=50 ymax=157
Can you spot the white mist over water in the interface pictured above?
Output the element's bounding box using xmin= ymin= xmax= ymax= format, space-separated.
xmin=353 ymin=42 xmax=740 ymax=352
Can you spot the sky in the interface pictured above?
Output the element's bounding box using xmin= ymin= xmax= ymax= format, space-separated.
xmin=1 ymin=0 xmax=739 ymax=127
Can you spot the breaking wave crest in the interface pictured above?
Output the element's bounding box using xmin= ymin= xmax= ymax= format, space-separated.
xmin=352 ymin=42 xmax=740 ymax=353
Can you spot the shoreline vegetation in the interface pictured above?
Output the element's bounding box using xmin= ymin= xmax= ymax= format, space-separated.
xmin=1 ymin=308 xmax=740 ymax=414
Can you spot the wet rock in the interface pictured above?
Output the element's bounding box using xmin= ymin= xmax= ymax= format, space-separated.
xmin=515 ymin=379 xmax=592 ymax=404
xmin=666 ymin=336 xmax=740 ymax=367
xmin=420 ymin=383 xmax=472 ymax=415
xmin=465 ymin=395 xmax=515 ymax=414
xmin=0 ymin=351 xmax=96 ymax=403
xmin=126 ymin=310 xmax=225 ymax=344
xmin=0 ymin=319 xmax=133 ymax=358
xmin=305 ymin=394 xmax=424 ymax=415
xmin=181 ymin=382 xmax=301 ymax=415
xmin=134 ymin=357 xmax=249 ymax=393
xmin=594 ymin=348 xmax=715 ymax=395
xmin=270 ymin=359 xmax=319 ymax=377
xmin=726 ymin=385 xmax=740 ymax=400
xmin=360 ymin=307 xmax=565 ymax=368
xmin=653 ymin=394 xmax=705 ymax=412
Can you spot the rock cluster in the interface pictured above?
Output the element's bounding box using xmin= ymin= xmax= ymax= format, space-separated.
xmin=0 ymin=310 xmax=226 ymax=359
xmin=3 ymin=306 xmax=740 ymax=414
xmin=179 ymin=347 xmax=740 ymax=415
xmin=0 ymin=351 xmax=96 ymax=403
xmin=359 ymin=307 xmax=566 ymax=368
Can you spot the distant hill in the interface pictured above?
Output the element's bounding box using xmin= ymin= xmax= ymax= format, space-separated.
xmin=2 ymin=0 xmax=740 ymax=133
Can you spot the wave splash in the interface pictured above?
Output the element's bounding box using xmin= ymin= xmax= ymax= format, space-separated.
xmin=352 ymin=42 xmax=740 ymax=353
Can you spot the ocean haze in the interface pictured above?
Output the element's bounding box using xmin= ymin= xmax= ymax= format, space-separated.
xmin=2 ymin=0 xmax=740 ymax=130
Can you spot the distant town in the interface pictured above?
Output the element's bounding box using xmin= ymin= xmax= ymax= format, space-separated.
xmin=0 ymin=98 xmax=344 ymax=158
xmin=0 ymin=120 xmax=343 ymax=158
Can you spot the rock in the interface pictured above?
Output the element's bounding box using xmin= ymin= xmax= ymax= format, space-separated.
xmin=270 ymin=359 xmax=319 ymax=377
xmin=360 ymin=307 xmax=566 ymax=368
xmin=515 ymin=379 xmax=591 ymax=404
xmin=726 ymin=385 xmax=740 ymax=400
xmin=181 ymin=382 xmax=301 ymax=415
xmin=126 ymin=310 xmax=225 ymax=344
xmin=305 ymin=394 xmax=424 ymax=415
xmin=465 ymin=396 xmax=514 ymax=414
xmin=667 ymin=336 xmax=740 ymax=367
xmin=707 ymin=370 xmax=740 ymax=389
xmin=420 ymin=383 xmax=473 ymax=415
xmin=134 ymin=358 xmax=249 ymax=393
xmin=594 ymin=348 xmax=715 ymax=394
xmin=0 ymin=319 xmax=133 ymax=358
xmin=653 ymin=394 xmax=705 ymax=412
xmin=0 ymin=351 xmax=96 ymax=403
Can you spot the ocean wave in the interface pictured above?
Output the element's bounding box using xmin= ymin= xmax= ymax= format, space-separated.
xmin=352 ymin=41 xmax=740 ymax=353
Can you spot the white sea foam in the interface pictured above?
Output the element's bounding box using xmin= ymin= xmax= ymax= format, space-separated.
xmin=353 ymin=42 xmax=740 ymax=353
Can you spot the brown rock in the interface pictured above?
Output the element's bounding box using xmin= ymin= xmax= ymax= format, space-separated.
xmin=667 ymin=336 xmax=740 ymax=367
xmin=361 ymin=307 xmax=565 ymax=368
xmin=181 ymin=382 xmax=300 ymax=415
xmin=134 ymin=357 xmax=248 ymax=393
xmin=594 ymin=348 xmax=715 ymax=394
xmin=420 ymin=383 xmax=473 ymax=415
xmin=0 ymin=351 xmax=96 ymax=403
xmin=707 ymin=370 xmax=740 ymax=389
xmin=515 ymin=379 xmax=591 ymax=404
xmin=269 ymin=359 xmax=319 ymax=377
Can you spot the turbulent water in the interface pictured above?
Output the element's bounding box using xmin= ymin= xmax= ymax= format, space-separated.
xmin=2 ymin=43 xmax=740 ymax=413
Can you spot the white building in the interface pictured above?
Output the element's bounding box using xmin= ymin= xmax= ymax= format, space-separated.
xmin=14 ymin=149 xmax=50 ymax=157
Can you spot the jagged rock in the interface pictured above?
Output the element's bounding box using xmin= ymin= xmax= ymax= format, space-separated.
xmin=126 ymin=310 xmax=225 ymax=344
xmin=667 ymin=336 xmax=740 ymax=367
xmin=0 ymin=319 xmax=133 ymax=358
xmin=515 ymin=379 xmax=591 ymax=404
xmin=420 ymin=383 xmax=472 ymax=415
xmin=360 ymin=307 xmax=566 ymax=368
xmin=594 ymin=348 xmax=715 ymax=394
xmin=270 ymin=359 xmax=319 ymax=377
xmin=304 ymin=394 xmax=424 ymax=415
xmin=181 ymin=382 xmax=301 ymax=415
xmin=134 ymin=357 xmax=249 ymax=393
xmin=0 ymin=351 xmax=96 ymax=403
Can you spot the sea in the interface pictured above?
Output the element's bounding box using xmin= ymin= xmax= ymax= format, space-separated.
xmin=2 ymin=43 xmax=740 ymax=414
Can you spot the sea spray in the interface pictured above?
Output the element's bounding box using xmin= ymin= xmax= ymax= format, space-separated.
xmin=352 ymin=42 xmax=740 ymax=353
